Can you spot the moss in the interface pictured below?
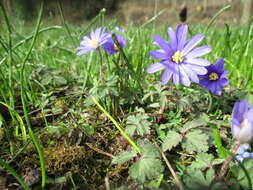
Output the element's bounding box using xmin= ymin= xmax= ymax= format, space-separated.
xmin=44 ymin=145 xmax=87 ymax=175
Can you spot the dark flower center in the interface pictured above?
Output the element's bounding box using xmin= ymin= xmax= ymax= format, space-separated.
xmin=209 ymin=72 xmax=219 ymax=81
xmin=172 ymin=51 xmax=184 ymax=63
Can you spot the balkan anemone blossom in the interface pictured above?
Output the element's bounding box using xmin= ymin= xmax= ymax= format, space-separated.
xmin=77 ymin=27 xmax=111 ymax=56
xmin=147 ymin=24 xmax=212 ymax=86
xmin=231 ymin=100 xmax=253 ymax=144
xmin=103 ymin=33 xmax=126 ymax=55
xmin=199 ymin=58 xmax=229 ymax=95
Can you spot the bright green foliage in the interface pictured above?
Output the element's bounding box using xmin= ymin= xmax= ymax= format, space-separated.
xmin=125 ymin=113 xmax=151 ymax=137
xmin=162 ymin=131 xmax=182 ymax=152
xmin=142 ymin=83 xmax=170 ymax=109
xmin=129 ymin=158 xmax=164 ymax=184
xmin=182 ymin=130 xmax=209 ymax=153
xmin=180 ymin=113 xmax=210 ymax=133
xmin=182 ymin=153 xmax=227 ymax=190
xmin=190 ymin=153 xmax=224 ymax=169
xmin=128 ymin=140 xmax=164 ymax=183
xmin=85 ymin=75 xmax=120 ymax=106
xmin=34 ymin=66 xmax=68 ymax=87
xmin=112 ymin=149 xmax=137 ymax=165
xmin=232 ymin=159 xmax=253 ymax=189
xmin=183 ymin=167 xmax=215 ymax=190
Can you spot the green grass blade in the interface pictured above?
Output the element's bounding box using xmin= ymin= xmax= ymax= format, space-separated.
xmin=204 ymin=5 xmax=231 ymax=34
xmin=19 ymin=1 xmax=47 ymax=188
xmin=57 ymin=0 xmax=76 ymax=45
xmin=92 ymin=96 xmax=141 ymax=154
xmin=212 ymin=125 xmax=227 ymax=158
xmin=0 ymin=157 xmax=31 ymax=190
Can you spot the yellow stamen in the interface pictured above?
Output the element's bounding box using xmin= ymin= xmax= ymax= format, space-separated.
xmin=172 ymin=51 xmax=184 ymax=63
xmin=241 ymin=119 xmax=249 ymax=128
xmin=90 ymin=40 xmax=99 ymax=48
xmin=209 ymin=72 xmax=219 ymax=81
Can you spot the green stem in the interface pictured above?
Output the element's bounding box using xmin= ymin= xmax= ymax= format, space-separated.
xmin=212 ymin=125 xmax=226 ymax=158
xmin=112 ymin=34 xmax=143 ymax=92
xmin=204 ymin=5 xmax=231 ymax=34
xmin=20 ymin=1 xmax=46 ymax=188
xmin=0 ymin=157 xmax=31 ymax=190
xmin=92 ymin=96 xmax=141 ymax=154
xmin=77 ymin=51 xmax=94 ymax=103
xmin=0 ymin=1 xmax=14 ymax=112
xmin=57 ymin=0 xmax=76 ymax=45
xmin=207 ymin=90 xmax=213 ymax=113
xmin=98 ymin=47 xmax=104 ymax=81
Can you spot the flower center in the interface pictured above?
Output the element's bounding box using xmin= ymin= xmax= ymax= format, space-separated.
xmin=241 ymin=119 xmax=249 ymax=128
xmin=172 ymin=51 xmax=184 ymax=63
xmin=113 ymin=43 xmax=119 ymax=51
xmin=209 ymin=72 xmax=219 ymax=81
xmin=90 ymin=40 xmax=99 ymax=48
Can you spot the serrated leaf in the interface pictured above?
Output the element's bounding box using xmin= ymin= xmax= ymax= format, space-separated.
xmin=182 ymin=130 xmax=209 ymax=153
xmin=138 ymin=140 xmax=160 ymax=158
xmin=129 ymin=157 xmax=164 ymax=183
xmin=124 ymin=124 xmax=136 ymax=137
xmin=125 ymin=114 xmax=151 ymax=137
xmin=184 ymin=167 xmax=215 ymax=189
xmin=211 ymin=158 xmax=225 ymax=166
xmin=190 ymin=153 xmax=214 ymax=169
xmin=181 ymin=114 xmax=210 ymax=133
xmin=112 ymin=150 xmax=137 ymax=165
xmin=237 ymin=159 xmax=253 ymax=189
xmin=205 ymin=169 xmax=215 ymax=185
xmin=162 ymin=131 xmax=182 ymax=151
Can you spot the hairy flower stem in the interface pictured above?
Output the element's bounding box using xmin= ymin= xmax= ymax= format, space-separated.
xmin=98 ymin=48 xmax=104 ymax=82
xmin=218 ymin=141 xmax=240 ymax=180
xmin=207 ymin=91 xmax=213 ymax=113
xmin=154 ymin=141 xmax=184 ymax=190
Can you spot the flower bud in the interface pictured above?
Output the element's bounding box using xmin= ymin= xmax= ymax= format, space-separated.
xmin=231 ymin=100 xmax=253 ymax=144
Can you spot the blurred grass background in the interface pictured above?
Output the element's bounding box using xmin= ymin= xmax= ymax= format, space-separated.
xmin=1 ymin=0 xmax=251 ymax=25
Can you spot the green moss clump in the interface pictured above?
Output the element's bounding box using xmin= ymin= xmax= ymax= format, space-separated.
xmin=44 ymin=145 xmax=87 ymax=175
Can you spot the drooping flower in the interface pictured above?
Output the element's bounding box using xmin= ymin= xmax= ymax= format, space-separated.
xmin=231 ymin=100 xmax=253 ymax=144
xmin=146 ymin=24 xmax=212 ymax=86
xmin=199 ymin=58 xmax=229 ymax=95
xmin=103 ymin=33 xmax=126 ymax=55
xmin=77 ymin=27 xmax=111 ymax=56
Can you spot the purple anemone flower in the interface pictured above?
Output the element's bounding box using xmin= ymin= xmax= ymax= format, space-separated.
xmin=77 ymin=27 xmax=111 ymax=56
xmin=103 ymin=34 xmax=126 ymax=55
xmin=231 ymin=100 xmax=253 ymax=144
xmin=146 ymin=24 xmax=212 ymax=86
xmin=199 ymin=58 xmax=229 ymax=95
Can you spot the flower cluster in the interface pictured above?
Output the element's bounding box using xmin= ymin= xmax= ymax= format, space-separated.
xmin=77 ymin=24 xmax=253 ymax=149
xmin=77 ymin=27 xmax=126 ymax=56
xmin=146 ymin=24 xmax=229 ymax=95
xmin=236 ymin=144 xmax=253 ymax=163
